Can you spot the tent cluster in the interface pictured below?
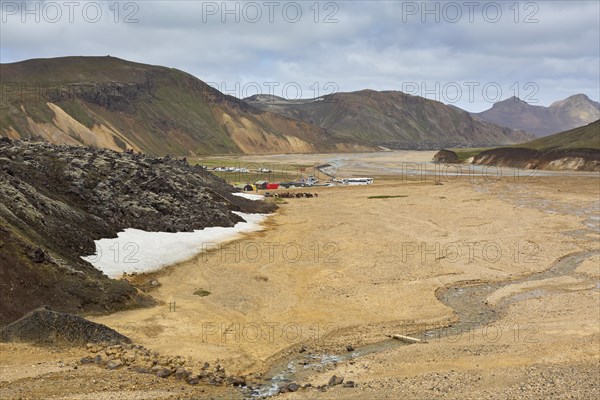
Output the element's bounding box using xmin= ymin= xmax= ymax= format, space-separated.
xmin=234 ymin=183 xmax=256 ymax=192
xmin=265 ymin=192 xmax=319 ymax=198
xmin=235 ymin=181 xmax=280 ymax=191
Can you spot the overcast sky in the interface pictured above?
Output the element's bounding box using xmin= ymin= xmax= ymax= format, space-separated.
xmin=1 ymin=0 xmax=599 ymax=112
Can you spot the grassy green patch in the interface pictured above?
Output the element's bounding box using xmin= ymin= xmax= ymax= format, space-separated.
xmin=512 ymin=120 xmax=600 ymax=150
xmin=113 ymin=135 xmax=127 ymax=150
xmin=59 ymin=101 xmax=95 ymax=128
xmin=23 ymin=102 xmax=55 ymax=125
xmin=193 ymin=289 xmax=211 ymax=297
xmin=449 ymin=148 xmax=492 ymax=162
xmin=368 ymin=195 xmax=408 ymax=199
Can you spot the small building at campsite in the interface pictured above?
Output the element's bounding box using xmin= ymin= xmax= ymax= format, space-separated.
xmin=235 ymin=183 xmax=255 ymax=191
xmin=255 ymin=180 xmax=269 ymax=190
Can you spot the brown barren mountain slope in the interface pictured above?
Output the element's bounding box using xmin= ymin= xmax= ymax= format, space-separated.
xmin=246 ymin=90 xmax=533 ymax=149
xmin=474 ymin=95 xmax=600 ymax=137
xmin=472 ymin=120 xmax=600 ymax=171
xmin=0 ymin=56 xmax=371 ymax=155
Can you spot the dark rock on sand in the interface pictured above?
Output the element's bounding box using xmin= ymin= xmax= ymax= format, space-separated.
xmin=328 ymin=375 xmax=344 ymax=386
xmin=156 ymin=368 xmax=173 ymax=378
xmin=432 ymin=149 xmax=460 ymax=164
xmin=0 ymin=307 xmax=130 ymax=345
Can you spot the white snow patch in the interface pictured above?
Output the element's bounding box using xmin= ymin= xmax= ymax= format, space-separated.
xmin=82 ymin=212 xmax=270 ymax=278
xmin=232 ymin=192 xmax=265 ymax=201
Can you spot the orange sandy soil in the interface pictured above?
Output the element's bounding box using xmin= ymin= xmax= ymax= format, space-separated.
xmin=2 ymin=167 xmax=598 ymax=399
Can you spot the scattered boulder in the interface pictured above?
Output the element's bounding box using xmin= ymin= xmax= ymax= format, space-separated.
xmin=29 ymin=247 xmax=48 ymax=263
xmin=106 ymin=359 xmax=123 ymax=370
xmin=287 ymin=383 xmax=300 ymax=392
xmin=105 ymin=345 xmax=122 ymax=356
xmin=228 ymin=376 xmax=246 ymax=386
xmin=156 ymin=368 xmax=173 ymax=378
xmin=174 ymin=368 xmax=190 ymax=380
xmin=79 ymin=356 xmax=94 ymax=364
xmin=15 ymin=308 xmax=244 ymax=389
xmin=280 ymin=382 xmax=301 ymax=393
xmin=328 ymin=375 xmax=344 ymax=386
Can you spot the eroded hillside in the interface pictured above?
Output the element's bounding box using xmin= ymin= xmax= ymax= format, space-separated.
xmin=0 ymin=56 xmax=371 ymax=155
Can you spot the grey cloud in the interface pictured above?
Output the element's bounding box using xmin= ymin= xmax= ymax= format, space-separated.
xmin=1 ymin=0 xmax=598 ymax=112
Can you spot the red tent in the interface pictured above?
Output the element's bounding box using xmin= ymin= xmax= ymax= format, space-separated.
xmin=266 ymin=183 xmax=279 ymax=190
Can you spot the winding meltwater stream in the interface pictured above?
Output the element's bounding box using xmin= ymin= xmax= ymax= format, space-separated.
xmin=246 ymin=186 xmax=600 ymax=398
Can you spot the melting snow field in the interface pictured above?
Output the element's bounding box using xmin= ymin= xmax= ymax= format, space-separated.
xmin=232 ymin=192 xmax=265 ymax=201
xmin=82 ymin=212 xmax=270 ymax=278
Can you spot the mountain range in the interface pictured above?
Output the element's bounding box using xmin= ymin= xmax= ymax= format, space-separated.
xmin=0 ymin=56 xmax=369 ymax=155
xmin=473 ymin=95 xmax=600 ymax=137
xmin=1 ymin=56 xmax=540 ymax=154
xmin=245 ymin=91 xmax=533 ymax=149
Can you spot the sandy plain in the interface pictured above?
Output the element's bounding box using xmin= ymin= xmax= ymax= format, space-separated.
xmin=1 ymin=152 xmax=599 ymax=399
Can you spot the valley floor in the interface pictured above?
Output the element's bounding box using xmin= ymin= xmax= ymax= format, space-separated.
xmin=1 ymin=170 xmax=599 ymax=399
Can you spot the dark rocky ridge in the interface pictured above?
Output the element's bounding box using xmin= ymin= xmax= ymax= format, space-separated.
xmin=469 ymin=120 xmax=600 ymax=171
xmin=432 ymin=149 xmax=460 ymax=164
xmin=0 ymin=307 xmax=131 ymax=345
xmin=472 ymin=147 xmax=600 ymax=171
xmin=0 ymin=138 xmax=275 ymax=325
xmin=0 ymin=224 xmax=148 ymax=327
